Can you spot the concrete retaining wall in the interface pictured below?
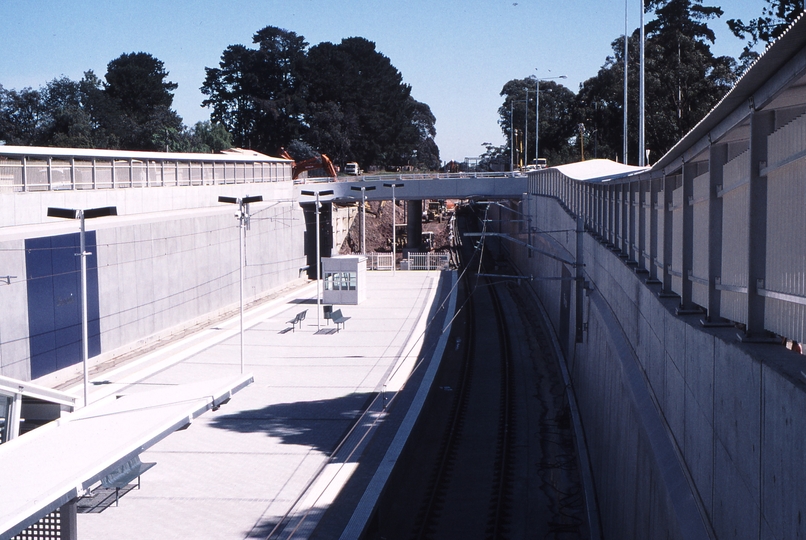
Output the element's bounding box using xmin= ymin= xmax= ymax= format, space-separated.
xmin=0 ymin=183 xmax=307 ymax=386
xmin=494 ymin=194 xmax=806 ymax=539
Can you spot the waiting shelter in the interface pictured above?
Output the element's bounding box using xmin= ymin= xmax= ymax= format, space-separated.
xmin=322 ymin=255 xmax=367 ymax=305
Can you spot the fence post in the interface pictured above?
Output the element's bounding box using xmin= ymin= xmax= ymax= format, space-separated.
xmin=706 ymin=143 xmax=728 ymax=323
xmin=745 ymin=109 xmax=775 ymax=338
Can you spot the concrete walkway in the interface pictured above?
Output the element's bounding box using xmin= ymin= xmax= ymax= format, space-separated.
xmin=74 ymin=270 xmax=455 ymax=540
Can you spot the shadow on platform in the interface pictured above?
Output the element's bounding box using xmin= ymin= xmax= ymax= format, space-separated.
xmin=210 ymin=392 xmax=375 ymax=455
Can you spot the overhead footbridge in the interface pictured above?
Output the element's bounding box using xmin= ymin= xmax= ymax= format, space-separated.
xmin=298 ymin=171 xmax=527 ymax=205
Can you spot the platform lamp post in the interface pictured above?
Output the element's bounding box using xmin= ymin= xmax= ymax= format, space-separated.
xmin=218 ymin=195 xmax=263 ymax=373
xmin=383 ymin=183 xmax=404 ymax=275
xmin=350 ymin=185 xmax=377 ymax=254
xmin=301 ymin=189 xmax=334 ymax=330
xmin=533 ymin=73 xmax=567 ymax=165
xmin=47 ymin=206 xmax=117 ymax=407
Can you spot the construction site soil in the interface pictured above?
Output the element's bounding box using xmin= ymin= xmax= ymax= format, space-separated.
xmin=338 ymin=200 xmax=452 ymax=255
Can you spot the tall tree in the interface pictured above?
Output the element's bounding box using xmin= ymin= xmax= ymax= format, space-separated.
xmin=644 ymin=0 xmax=736 ymax=156
xmin=577 ymin=0 xmax=736 ymax=164
xmin=0 ymin=85 xmax=46 ymax=145
xmin=201 ymin=26 xmax=308 ymax=154
xmin=302 ymin=37 xmax=434 ymax=169
xmin=728 ymin=0 xmax=804 ymax=70
xmin=499 ymin=78 xmax=577 ymax=167
xmin=102 ymin=52 xmax=183 ymax=150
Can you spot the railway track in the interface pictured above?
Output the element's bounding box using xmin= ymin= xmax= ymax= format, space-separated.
xmin=411 ymin=208 xmax=514 ymax=539
xmin=367 ymin=204 xmax=587 ymax=540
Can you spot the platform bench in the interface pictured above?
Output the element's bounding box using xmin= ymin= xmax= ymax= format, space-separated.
xmin=331 ymin=309 xmax=351 ymax=332
xmin=287 ymin=309 xmax=307 ymax=332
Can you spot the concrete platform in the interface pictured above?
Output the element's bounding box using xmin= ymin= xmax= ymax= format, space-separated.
xmin=73 ymin=270 xmax=456 ymax=540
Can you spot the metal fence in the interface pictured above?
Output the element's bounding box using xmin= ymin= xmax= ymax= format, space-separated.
xmin=404 ymin=252 xmax=451 ymax=270
xmin=0 ymin=151 xmax=291 ymax=192
xmin=363 ymin=251 xmax=449 ymax=271
xmin=528 ymin=113 xmax=806 ymax=345
xmin=365 ymin=253 xmax=394 ymax=271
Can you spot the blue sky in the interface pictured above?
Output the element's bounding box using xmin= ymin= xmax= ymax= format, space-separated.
xmin=0 ymin=0 xmax=764 ymax=162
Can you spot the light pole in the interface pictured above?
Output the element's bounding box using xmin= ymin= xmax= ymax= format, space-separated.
xmin=301 ymin=189 xmax=334 ymax=329
xmin=525 ymin=86 xmax=529 ymax=167
xmin=639 ymin=0 xmax=646 ymax=166
xmin=533 ymin=73 xmax=567 ymax=164
xmin=510 ymin=101 xmax=514 ymax=171
xmin=350 ymin=185 xmax=377 ymax=254
xmin=47 ymin=206 xmax=117 ymax=407
xmin=219 ymin=195 xmax=263 ymax=373
xmin=624 ymin=0 xmax=629 ymax=164
xmin=383 ymin=183 xmax=404 ymax=275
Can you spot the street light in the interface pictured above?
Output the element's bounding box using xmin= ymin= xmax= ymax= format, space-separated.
xmin=533 ymin=73 xmax=567 ymax=165
xmin=47 ymin=205 xmax=117 ymax=407
xmin=350 ymin=185 xmax=377 ymax=254
xmin=301 ymin=189 xmax=334 ymax=329
xmin=383 ymin=183 xmax=404 ymax=275
xmin=510 ymin=101 xmax=514 ymax=171
xmin=219 ymin=195 xmax=263 ymax=373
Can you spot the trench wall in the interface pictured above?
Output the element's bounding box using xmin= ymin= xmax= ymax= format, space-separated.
xmin=494 ymin=194 xmax=806 ymax=540
xmin=0 ymin=183 xmax=307 ymax=385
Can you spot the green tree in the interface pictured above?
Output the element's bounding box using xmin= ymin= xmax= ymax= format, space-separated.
xmin=302 ymin=37 xmax=434 ymax=169
xmin=201 ymin=26 xmax=308 ymax=153
xmin=102 ymin=52 xmax=184 ymax=150
xmin=191 ymin=121 xmax=233 ymax=153
xmin=41 ymin=76 xmax=99 ymax=148
xmin=0 ymin=85 xmax=46 ymax=145
xmin=577 ymin=0 xmax=735 ymax=164
xmin=728 ymin=0 xmax=804 ymax=70
xmin=499 ymin=78 xmax=577 ymax=167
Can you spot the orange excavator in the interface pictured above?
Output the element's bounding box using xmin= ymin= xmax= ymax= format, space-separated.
xmin=279 ymin=148 xmax=338 ymax=180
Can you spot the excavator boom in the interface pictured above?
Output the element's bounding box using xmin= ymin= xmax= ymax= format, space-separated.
xmin=278 ymin=148 xmax=337 ymax=180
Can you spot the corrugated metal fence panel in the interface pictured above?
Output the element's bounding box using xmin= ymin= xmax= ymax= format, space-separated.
xmin=719 ymin=150 xmax=750 ymax=324
xmin=73 ymin=161 xmax=94 ymax=190
xmin=691 ymin=172 xmax=711 ymax=309
xmin=764 ymin=114 xmax=806 ymax=344
xmin=671 ymin=185 xmax=685 ymax=296
xmin=147 ymin=161 xmax=161 ymax=187
xmin=643 ymin=189 xmax=653 ymax=272
xmin=0 ymin=160 xmax=22 ymax=191
xmin=94 ymin=161 xmax=113 ymax=189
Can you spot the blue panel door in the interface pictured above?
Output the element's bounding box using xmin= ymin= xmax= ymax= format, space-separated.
xmin=26 ymin=233 xmax=101 ymax=379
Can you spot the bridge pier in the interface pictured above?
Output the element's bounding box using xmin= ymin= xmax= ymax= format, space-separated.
xmin=406 ymin=200 xmax=422 ymax=251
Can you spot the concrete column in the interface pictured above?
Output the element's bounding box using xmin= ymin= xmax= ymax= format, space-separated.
xmin=648 ymin=175 xmax=661 ymax=283
xmin=60 ymin=500 xmax=78 ymax=540
xmin=706 ymin=143 xmax=728 ymax=323
xmin=622 ymin=183 xmax=630 ymax=255
xmin=661 ymin=174 xmax=675 ymax=294
xmin=679 ymin=161 xmax=697 ymax=310
xmin=637 ymin=178 xmax=647 ymax=271
xmin=628 ymin=182 xmax=637 ymax=262
xmin=406 ymin=200 xmax=422 ymax=250
xmin=746 ymin=109 xmax=775 ymax=337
